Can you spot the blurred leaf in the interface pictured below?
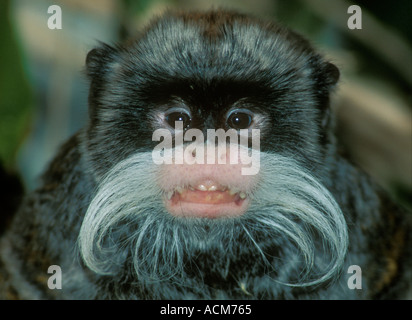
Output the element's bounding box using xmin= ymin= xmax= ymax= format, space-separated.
xmin=0 ymin=0 xmax=33 ymax=169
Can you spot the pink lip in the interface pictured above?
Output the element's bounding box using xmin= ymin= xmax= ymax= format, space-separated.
xmin=164 ymin=189 xmax=249 ymax=218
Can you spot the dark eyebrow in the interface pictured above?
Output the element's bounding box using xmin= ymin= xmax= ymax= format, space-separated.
xmin=140 ymin=76 xmax=273 ymax=106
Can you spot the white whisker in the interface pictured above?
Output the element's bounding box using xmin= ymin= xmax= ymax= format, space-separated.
xmin=78 ymin=150 xmax=348 ymax=288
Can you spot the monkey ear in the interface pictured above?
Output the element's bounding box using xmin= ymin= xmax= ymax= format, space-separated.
xmin=323 ymin=62 xmax=340 ymax=88
xmin=320 ymin=62 xmax=340 ymax=128
xmin=85 ymin=42 xmax=119 ymax=78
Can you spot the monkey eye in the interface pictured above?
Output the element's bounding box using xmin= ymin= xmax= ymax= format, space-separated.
xmin=227 ymin=111 xmax=253 ymax=129
xmin=165 ymin=111 xmax=192 ymax=129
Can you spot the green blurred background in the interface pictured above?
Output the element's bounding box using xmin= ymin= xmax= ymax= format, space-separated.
xmin=0 ymin=0 xmax=411 ymax=225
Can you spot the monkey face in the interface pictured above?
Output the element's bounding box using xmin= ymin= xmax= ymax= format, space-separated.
xmin=79 ymin=11 xmax=346 ymax=293
xmin=84 ymin=11 xmax=339 ymax=182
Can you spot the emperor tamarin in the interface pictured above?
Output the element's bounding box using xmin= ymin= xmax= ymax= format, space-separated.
xmin=1 ymin=10 xmax=411 ymax=299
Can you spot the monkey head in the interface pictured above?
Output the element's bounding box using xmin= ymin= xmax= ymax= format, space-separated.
xmin=78 ymin=10 xmax=346 ymax=296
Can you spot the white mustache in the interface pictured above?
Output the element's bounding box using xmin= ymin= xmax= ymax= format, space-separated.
xmin=78 ymin=150 xmax=348 ymax=288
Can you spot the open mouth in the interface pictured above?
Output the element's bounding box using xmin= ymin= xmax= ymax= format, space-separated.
xmin=163 ymin=182 xmax=249 ymax=218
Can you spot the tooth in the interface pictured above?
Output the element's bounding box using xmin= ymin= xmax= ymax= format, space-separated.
xmin=208 ymin=185 xmax=217 ymax=191
xmin=189 ymin=186 xmax=195 ymax=191
xmin=167 ymin=191 xmax=174 ymax=200
xmin=229 ymin=188 xmax=239 ymax=195
xmin=176 ymin=186 xmax=184 ymax=194
xmin=197 ymin=184 xmax=207 ymax=191
xmin=239 ymin=192 xmax=247 ymax=199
